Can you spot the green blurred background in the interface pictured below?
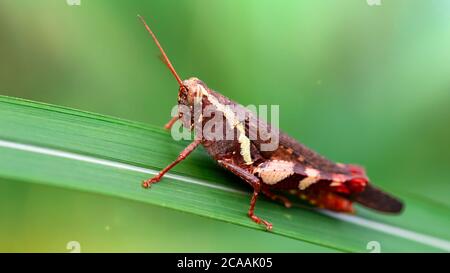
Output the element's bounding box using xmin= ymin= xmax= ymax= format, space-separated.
xmin=0 ymin=0 xmax=449 ymax=252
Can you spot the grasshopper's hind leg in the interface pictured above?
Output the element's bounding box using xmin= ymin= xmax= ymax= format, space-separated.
xmin=217 ymin=160 xmax=273 ymax=231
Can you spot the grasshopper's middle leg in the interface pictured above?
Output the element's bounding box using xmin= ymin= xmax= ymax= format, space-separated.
xmin=142 ymin=139 xmax=201 ymax=188
xmin=217 ymin=160 xmax=273 ymax=230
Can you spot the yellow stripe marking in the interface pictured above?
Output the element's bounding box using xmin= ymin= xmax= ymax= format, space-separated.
xmin=298 ymin=167 xmax=320 ymax=190
xmin=253 ymin=160 xmax=295 ymax=185
xmin=198 ymin=85 xmax=253 ymax=164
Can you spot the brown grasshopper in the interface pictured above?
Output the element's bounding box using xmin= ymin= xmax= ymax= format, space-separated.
xmin=138 ymin=16 xmax=403 ymax=230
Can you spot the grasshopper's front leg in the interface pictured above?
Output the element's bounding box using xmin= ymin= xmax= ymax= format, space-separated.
xmin=142 ymin=139 xmax=201 ymax=188
xmin=217 ymin=160 xmax=273 ymax=231
xmin=164 ymin=116 xmax=179 ymax=130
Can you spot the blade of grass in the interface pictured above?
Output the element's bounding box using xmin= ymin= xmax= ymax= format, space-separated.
xmin=0 ymin=95 xmax=449 ymax=252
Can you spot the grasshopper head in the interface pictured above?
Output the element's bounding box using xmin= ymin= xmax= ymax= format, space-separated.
xmin=177 ymin=77 xmax=207 ymax=129
xmin=138 ymin=17 xmax=208 ymax=130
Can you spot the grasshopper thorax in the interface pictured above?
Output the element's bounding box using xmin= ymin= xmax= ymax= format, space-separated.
xmin=177 ymin=77 xmax=208 ymax=129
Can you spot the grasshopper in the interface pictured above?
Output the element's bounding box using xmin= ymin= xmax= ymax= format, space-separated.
xmin=138 ymin=16 xmax=403 ymax=230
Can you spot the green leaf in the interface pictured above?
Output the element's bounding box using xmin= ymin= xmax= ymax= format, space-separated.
xmin=0 ymin=95 xmax=449 ymax=252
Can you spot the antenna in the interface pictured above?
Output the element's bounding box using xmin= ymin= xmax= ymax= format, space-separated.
xmin=138 ymin=15 xmax=185 ymax=89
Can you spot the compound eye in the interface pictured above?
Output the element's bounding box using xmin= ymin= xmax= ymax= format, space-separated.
xmin=179 ymin=85 xmax=188 ymax=93
xmin=178 ymin=90 xmax=188 ymax=105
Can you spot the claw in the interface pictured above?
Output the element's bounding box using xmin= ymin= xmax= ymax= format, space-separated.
xmin=142 ymin=176 xmax=161 ymax=189
xmin=142 ymin=181 xmax=150 ymax=188
xmin=249 ymin=214 xmax=273 ymax=231
xmin=262 ymin=220 xmax=273 ymax=231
